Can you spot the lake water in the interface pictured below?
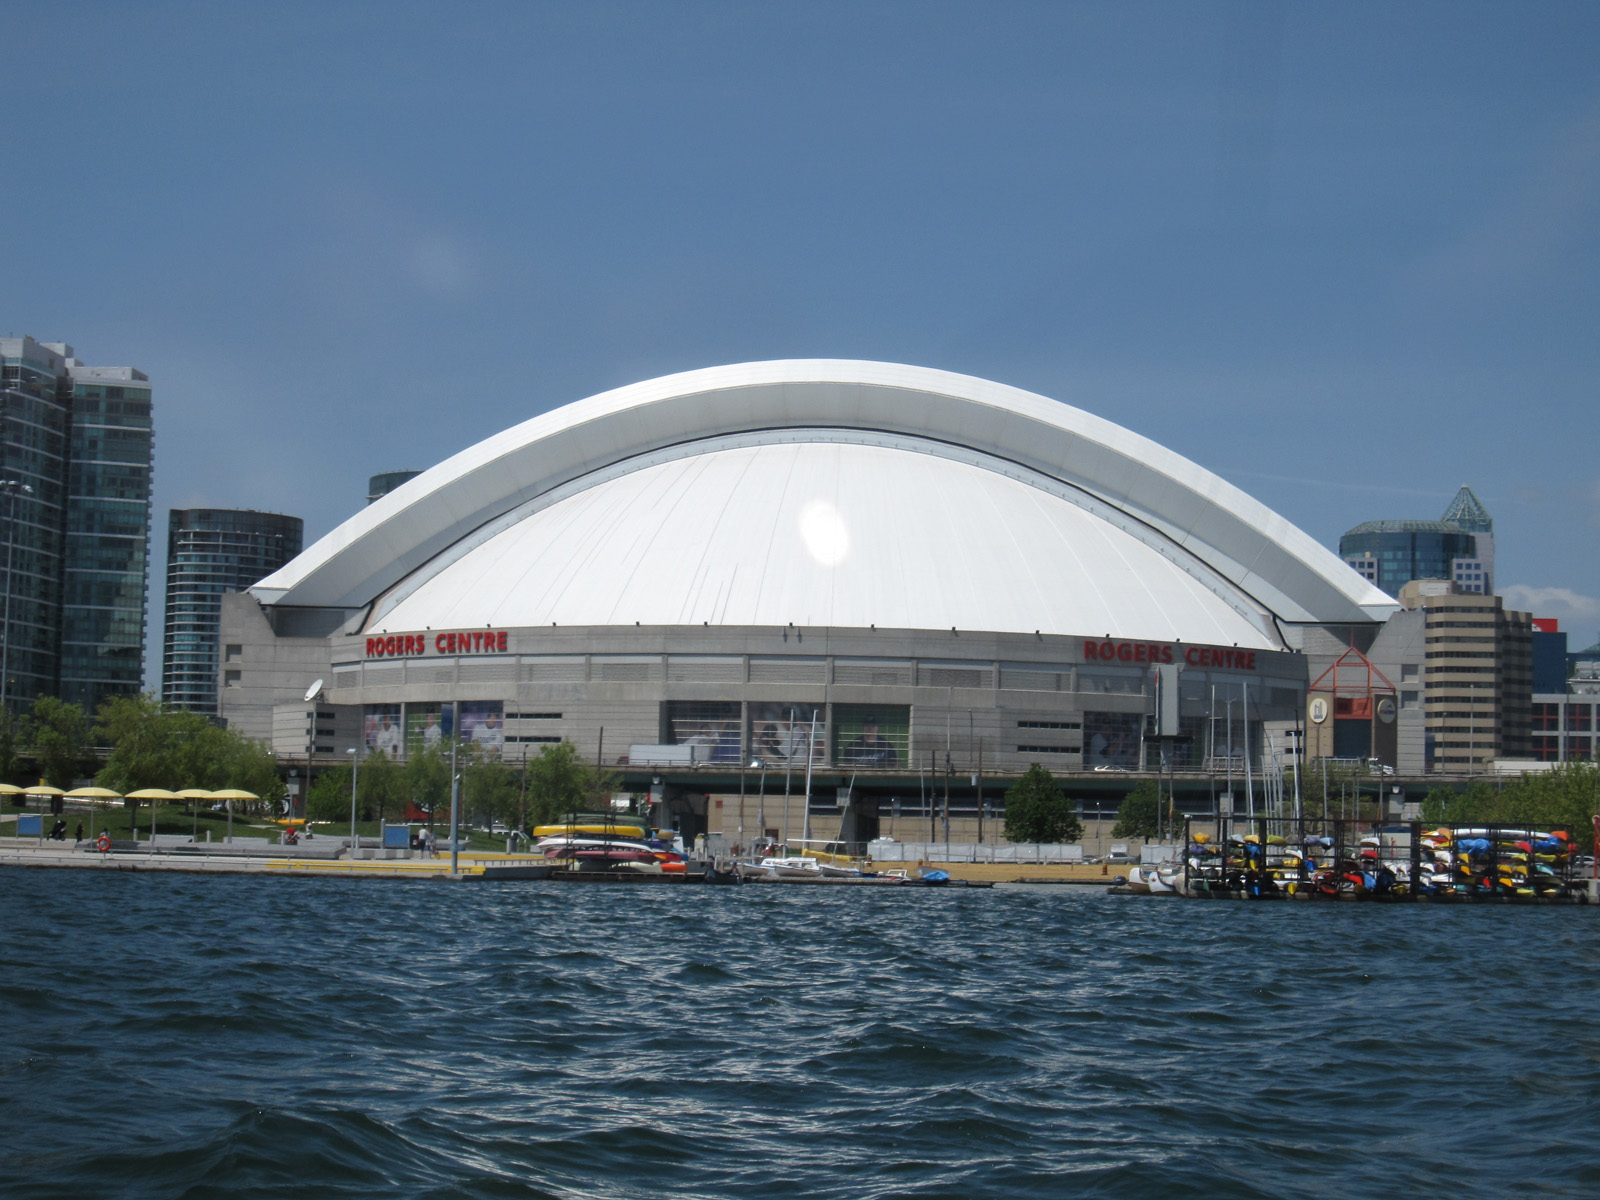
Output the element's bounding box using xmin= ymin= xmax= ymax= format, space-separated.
xmin=2 ymin=868 xmax=1596 ymax=1198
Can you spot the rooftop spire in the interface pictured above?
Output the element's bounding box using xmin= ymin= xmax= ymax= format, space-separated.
xmin=1441 ymin=484 xmax=1492 ymax=533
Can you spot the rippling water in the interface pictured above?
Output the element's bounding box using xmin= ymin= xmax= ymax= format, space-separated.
xmin=2 ymin=869 xmax=1597 ymax=1198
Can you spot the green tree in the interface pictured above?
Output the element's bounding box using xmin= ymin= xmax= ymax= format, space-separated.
xmin=1002 ymin=763 xmax=1083 ymax=843
xmin=525 ymin=741 xmax=601 ymax=826
xmin=354 ymin=748 xmax=404 ymax=823
xmin=307 ymin=762 xmax=353 ymax=822
xmin=97 ymin=694 xmax=211 ymax=792
xmin=1111 ymin=779 xmax=1162 ymax=839
xmin=95 ymin=694 xmax=286 ymax=817
xmin=463 ymin=755 xmax=519 ymax=829
xmin=404 ymin=741 xmax=454 ymax=825
xmin=1420 ymin=764 xmax=1599 ymax=832
xmin=27 ymin=696 xmax=89 ymax=788
xmin=305 ymin=752 xmax=405 ymax=824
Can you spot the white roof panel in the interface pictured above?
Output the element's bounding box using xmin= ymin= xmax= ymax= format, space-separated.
xmin=374 ymin=442 xmax=1274 ymax=646
xmin=256 ymin=360 xmax=1396 ymax=629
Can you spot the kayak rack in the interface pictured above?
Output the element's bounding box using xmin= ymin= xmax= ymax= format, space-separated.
xmin=1178 ymin=817 xmax=1593 ymax=902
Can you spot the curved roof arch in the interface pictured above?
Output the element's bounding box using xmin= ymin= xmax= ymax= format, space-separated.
xmin=254 ymin=360 xmax=1394 ymax=633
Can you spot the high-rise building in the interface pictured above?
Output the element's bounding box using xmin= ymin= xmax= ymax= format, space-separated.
xmin=1309 ymin=580 xmax=1534 ymax=775
xmin=0 ymin=336 xmax=154 ymax=713
xmin=1340 ymin=485 xmax=1495 ymax=598
xmin=163 ymin=509 xmax=303 ymax=716
xmin=367 ymin=470 xmax=420 ymax=504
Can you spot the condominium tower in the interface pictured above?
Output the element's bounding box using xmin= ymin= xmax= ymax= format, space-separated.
xmin=0 ymin=336 xmax=154 ymax=712
xmin=163 ymin=508 xmax=302 ymax=716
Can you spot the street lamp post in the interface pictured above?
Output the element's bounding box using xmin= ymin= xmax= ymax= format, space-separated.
xmin=347 ymin=746 xmax=360 ymax=862
xmin=751 ymin=757 xmax=767 ymax=848
xmin=0 ymin=480 xmax=34 ymax=712
xmin=449 ymin=701 xmax=461 ymax=877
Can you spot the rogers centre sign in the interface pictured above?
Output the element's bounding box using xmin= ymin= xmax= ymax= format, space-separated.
xmin=1083 ymin=639 xmax=1258 ymax=671
xmin=366 ymin=630 xmax=508 ymax=658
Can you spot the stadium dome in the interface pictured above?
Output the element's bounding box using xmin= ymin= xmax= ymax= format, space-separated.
xmin=253 ymin=359 xmax=1391 ymax=646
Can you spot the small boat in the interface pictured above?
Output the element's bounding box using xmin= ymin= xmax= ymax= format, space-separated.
xmin=753 ymin=855 xmax=824 ymax=878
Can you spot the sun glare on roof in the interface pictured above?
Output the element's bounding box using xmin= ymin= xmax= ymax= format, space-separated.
xmin=798 ymin=499 xmax=850 ymax=567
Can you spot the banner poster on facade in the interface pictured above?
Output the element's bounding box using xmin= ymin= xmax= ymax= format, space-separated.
xmin=460 ymin=701 xmax=504 ymax=756
xmin=665 ymin=701 xmax=742 ymax=764
xmin=749 ymin=702 xmax=825 ymax=767
xmin=831 ymin=704 xmax=909 ymax=768
xmin=405 ymin=703 xmax=452 ymax=754
xmin=1083 ymin=711 xmax=1141 ymax=769
xmin=364 ymin=704 xmax=403 ymax=758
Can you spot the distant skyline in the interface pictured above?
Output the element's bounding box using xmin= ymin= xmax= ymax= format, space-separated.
xmin=4 ymin=1 xmax=1597 ymax=692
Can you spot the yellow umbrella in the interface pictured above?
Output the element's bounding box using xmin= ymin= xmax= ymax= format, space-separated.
xmin=0 ymin=783 xmax=22 ymax=795
xmin=25 ymin=785 xmax=64 ymax=796
xmin=66 ymin=786 xmax=123 ymax=799
xmin=134 ymin=788 xmax=197 ymax=844
xmin=172 ymin=788 xmax=213 ymax=801
xmin=205 ymin=788 xmax=258 ymax=843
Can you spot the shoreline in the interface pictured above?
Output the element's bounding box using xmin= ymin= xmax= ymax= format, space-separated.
xmin=0 ymin=839 xmax=1114 ymax=884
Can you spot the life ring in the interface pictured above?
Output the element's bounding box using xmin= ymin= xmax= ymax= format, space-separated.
xmin=96 ymin=832 xmax=111 ymax=853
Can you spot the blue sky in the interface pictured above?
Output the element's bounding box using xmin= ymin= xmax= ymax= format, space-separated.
xmin=4 ymin=1 xmax=1598 ymax=685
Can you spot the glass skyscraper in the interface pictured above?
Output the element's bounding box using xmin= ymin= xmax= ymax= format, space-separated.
xmin=0 ymin=336 xmax=153 ymax=714
xmin=163 ymin=508 xmax=303 ymax=716
xmin=1339 ymin=486 xmax=1496 ymax=599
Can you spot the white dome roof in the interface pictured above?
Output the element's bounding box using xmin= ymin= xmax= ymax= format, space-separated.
xmin=372 ymin=439 xmax=1271 ymax=645
xmin=255 ymin=360 xmax=1395 ymax=642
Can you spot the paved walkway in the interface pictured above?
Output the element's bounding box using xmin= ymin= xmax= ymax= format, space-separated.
xmin=0 ymin=840 xmax=543 ymax=879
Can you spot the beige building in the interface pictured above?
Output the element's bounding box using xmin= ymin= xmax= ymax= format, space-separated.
xmin=1413 ymin=586 xmax=1531 ymax=772
xmin=1305 ymin=581 xmax=1532 ymax=776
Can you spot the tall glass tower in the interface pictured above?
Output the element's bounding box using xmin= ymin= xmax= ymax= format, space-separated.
xmin=1339 ymin=485 xmax=1496 ymax=599
xmin=0 ymin=336 xmax=154 ymax=714
xmin=60 ymin=362 xmax=155 ymax=709
xmin=163 ymin=509 xmax=303 ymax=716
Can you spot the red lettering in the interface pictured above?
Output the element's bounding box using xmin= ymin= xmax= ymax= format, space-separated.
xmin=1083 ymin=640 xmax=1098 ymax=660
xmin=434 ymin=634 xmax=446 ymax=654
xmin=1116 ymin=643 xmax=1132 ymax=662
xmin=473 ymin=631 xmax=484 ymax=652
xmin=445 ymin=632 xmax=455 ymax=653
xmin=496 ymin=631 xmax=507 ymax=651
xmin=1134 ymin=643 xmax=1147 ymax=663
xmin=1246 ymin=652 xmax=1256 ymax=671
xmin=1160 ymin=645 xmax=1173 ymax=664
xmin=365 ymin=637 xmax=376 ymax=657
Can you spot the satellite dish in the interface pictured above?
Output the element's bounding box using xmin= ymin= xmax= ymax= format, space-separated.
xmin=304 ymin=679 xmax=325 ymax=702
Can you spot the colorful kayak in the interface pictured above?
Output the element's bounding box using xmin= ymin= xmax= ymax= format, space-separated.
xmin=531 ymin=823 xmax=646 ymax=838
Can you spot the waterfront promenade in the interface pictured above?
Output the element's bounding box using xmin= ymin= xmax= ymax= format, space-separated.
xmin=0 ymin=837 xmax=1111 ymax=883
